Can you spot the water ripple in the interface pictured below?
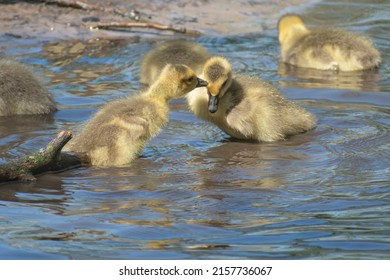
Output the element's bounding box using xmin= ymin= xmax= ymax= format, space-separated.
xmin=0 ymin=0 xmax=389 ymax=260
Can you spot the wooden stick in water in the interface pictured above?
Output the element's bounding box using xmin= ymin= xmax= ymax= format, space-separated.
xmin=0 ymin=130 xmax=84 ymax=183
xmin=89 ymin=21 xmax=201 ymax=35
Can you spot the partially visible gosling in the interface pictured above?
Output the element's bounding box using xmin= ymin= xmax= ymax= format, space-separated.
xmin=64 ymin=64 xmax=208 ymax=167
xmin=278 ymin=14 xmax=381 ymax=71
xmin=140 ymin=39 xmax=210 ymax=86
xmin=0 ymin=59 xmax=57 ymax=116
xmin=188 ymin=56 xmax=317 ymax=142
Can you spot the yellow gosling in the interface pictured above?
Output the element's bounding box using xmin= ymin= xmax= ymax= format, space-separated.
xmin=189 ymin=56 xmax=317 ymax=142
xmin=64 ymin=64 xmax=208 ymax=167
xmin=278 ymin=14 xmax=381 ymax=71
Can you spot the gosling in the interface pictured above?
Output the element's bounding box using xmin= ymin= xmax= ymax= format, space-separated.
xmin=0 ymin=59 xmax=57 ymax=116
xmin=277 ymin=14 xmax=381 ymax=71
xmin=188 ymin=56 xmax=317 ymax=142
xmin=64 ymin=64 xmax=208 ymax=167
xmin=140 ymin=39 xmax=210 ymax=86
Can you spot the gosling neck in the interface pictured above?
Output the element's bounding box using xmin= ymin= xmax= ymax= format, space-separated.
xmin=144 ymin=78 xmax=178 ymax=103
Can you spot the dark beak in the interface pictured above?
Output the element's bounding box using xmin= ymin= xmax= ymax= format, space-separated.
xmin=196 ymin=77 xmax=208 ymax=88
xmin=208 ymin=92 xmax=218 ymax=113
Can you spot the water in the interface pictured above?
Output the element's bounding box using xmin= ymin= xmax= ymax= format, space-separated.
xmin=0 ymin=0 xmax=389 ymax=259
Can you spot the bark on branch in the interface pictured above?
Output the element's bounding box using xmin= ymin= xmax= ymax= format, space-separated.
xmin=0 ymin=130 xmax=84 ymax=183
xmin=89 ymin=21 xmax=201 ymax=35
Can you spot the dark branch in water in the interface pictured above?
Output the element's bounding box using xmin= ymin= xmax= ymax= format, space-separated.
xmin=0 ymin=130 xmax=85 ymax=183
xmin=89 ymin=21 xmax=201 ymax=35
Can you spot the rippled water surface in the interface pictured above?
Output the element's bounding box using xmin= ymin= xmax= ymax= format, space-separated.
xmin=0 ymin=0 xmax=389 ymax=259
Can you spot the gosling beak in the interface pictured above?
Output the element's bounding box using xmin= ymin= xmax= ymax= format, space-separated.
xmin=208 ymin=92 xmax=219 ymax=113
xmin=196 ymin=77 xmax=208 ymax=88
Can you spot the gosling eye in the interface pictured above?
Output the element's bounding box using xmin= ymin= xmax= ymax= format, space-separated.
xmin=186 ymin=77 xmax=195 ymax=83
xmin=221 ymin=80 xmax=227 ymax=88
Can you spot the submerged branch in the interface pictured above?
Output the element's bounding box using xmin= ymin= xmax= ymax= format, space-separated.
xmin=0 ymin=130 xmax=84 ymax=183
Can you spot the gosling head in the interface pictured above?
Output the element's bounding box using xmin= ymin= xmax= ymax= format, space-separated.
xmin=278 ymin=14 xmax=308 ymax=45
xmin=203 ymin=56 xmax=232 ymax=113
xmin=158 ymin=64 xmax=208 ymax=99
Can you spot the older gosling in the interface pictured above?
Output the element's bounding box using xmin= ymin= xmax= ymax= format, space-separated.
xmin=64 ymin=64 xmax=208 ymax=167
xmin=140 ymin=39 xmax=210 ymax=86
xmin=189 ymin=56 xmax=317 ymax=142
xmin=0 ymin=59 xmax=57 ymax=116
xmin=277 ymin=14 xmax=381 ymax=71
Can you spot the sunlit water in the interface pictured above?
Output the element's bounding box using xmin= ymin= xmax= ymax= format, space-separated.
xmin=0 ymin=0 xmax=389 ymax=259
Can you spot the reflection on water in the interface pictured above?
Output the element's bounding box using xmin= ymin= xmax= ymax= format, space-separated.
xmin=0 ymin=114 xmax=56 ymax=161
xmin=278 ymin=63 xmax=381 ymax=91
xmin=0 ymin=0 xmax=390 ymax=260
xmin=43 ymin=37 xmax=141 ymax=98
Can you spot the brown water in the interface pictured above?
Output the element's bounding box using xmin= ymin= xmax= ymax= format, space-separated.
xmin=0 ymin=0 xmax=389 ymax=259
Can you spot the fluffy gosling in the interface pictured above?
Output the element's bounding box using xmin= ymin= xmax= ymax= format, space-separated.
xmin=188 ymin=56 xmax=317 ymax=142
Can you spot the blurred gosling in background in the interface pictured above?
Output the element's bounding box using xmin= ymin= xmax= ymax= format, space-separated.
xmin=0 ymin=59 xmax=57 ymax=116
xmin=277 ymin=14 xmax=381 ymax=71
xmin=140 ymin=39 xmax=210 ymax=86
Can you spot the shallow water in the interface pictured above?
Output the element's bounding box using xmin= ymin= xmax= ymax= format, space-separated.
xmin=0 ymin=0 xmax=389 ymax=259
